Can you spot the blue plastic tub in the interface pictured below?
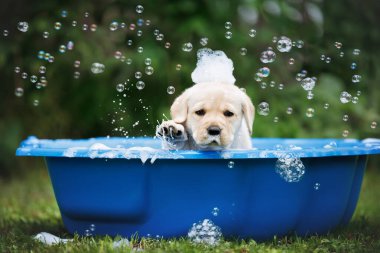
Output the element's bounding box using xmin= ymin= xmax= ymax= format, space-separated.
xmin=16 ymin=136 xmax=380 ymax=240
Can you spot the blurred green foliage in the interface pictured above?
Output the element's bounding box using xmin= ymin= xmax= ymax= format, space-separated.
xmin=0 ymin=0 xmax=379 ymax=175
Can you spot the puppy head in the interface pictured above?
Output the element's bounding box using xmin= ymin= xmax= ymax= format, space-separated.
xmin=171 ymin=82 xmax=254 ymax=149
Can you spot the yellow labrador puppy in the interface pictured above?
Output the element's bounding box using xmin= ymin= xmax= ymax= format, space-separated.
xmin=156 ymin=82 xmax=254 ymax=150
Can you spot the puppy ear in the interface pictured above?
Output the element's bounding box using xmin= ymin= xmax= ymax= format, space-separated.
xmin=241 ymin=93 xmax=255 ymax=135
xmin=170 ymin=90 xmax=189 ymax=123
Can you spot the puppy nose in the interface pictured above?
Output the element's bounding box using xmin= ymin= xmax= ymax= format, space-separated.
xmin=207 ymin=126 xmax=221 ymax=136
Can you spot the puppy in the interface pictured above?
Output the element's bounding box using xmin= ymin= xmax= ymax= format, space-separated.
xmin=156 ymin=82 xmax=254 ymax=150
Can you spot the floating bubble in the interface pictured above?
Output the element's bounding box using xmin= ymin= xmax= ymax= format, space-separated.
xmin=278 ymin=83 xmax=284 ymax=90
xmin=135 ymin=72 xmax=142 ymax=79
xmin=109 ymin=21 xmax=118 ymax=31
xmin=288 ymin=58 xmax=295 ymax=65
xmin=188 ymin=219 xmax=222 ymax=246
xmin=90 ymin=224 xmax=96 ymax=232
xmin=61 ymin=10 xmax=68 ymax=18
xmin=73 ymin=71 xmax=80 ymax=79
xmin=272 ymin=36 xmax=278 ymax=43
xmin=273 ymin=117 xmax=279 ymax=123
xmin=14 ymin=67 xmax=21 ymax=73
xmin=257 ymin=67 xmax=270 ymax=78
xmin=371 ymin=121 xmax=378 ymax=129
xmin=260 ymin=49 xmax=276 ymax=64
xmin=225 ymin=21 xmax=232 ymax=29
xmin=33 ymin=99 xmax=39 ymax=107
xmin=137 ymin=47 xmax=143 ymax=53
xmin=314 ymin=183 xmax=320 ymax=190
xmin=116 ymin=83 xmax=125 ymax=92
xmin=59 ymin=45 xmax=66 ymax=53
xmin=74 ymin=60 xmax=80 ymax=68
xmin=153 ymin=29 xmax=160 ymax=36
xmin=127 ymin=40 xmax=133 ymax=46
xmin=120 ymin=22 xmax=126 ymax=29
xmin=248 ymin=29 xmax=256 ymax=38
xmin=306 ymin=108 xmax=315 ymax=118
xmin=295 ymin=40 xmax=304 ymax=48
xmin=137 ymin=19 xmax=144 ymax=26
xmin=182 ymin=42 xmax=193 ymax=52
xmin=114 ymin=51 xmax=122 ymax=60
xmin=145 ymin=66 xmax=154 ymax=75
xmin=320 ymin=54 xmax=325 ymax=61
xmin=307 ymin=91 xmax=314 ymax=100
xmin=352 ymin=96 xmax=359 ymax=104
xmin=21 ymin=72 xmax=28 ymax=79
xmin=200 ymin=37 xmax=208 ymax=46
xmin=91 ymin=62 xmax=105 ymax=74
xmin=72 ymin=21 xmax=77 ymax=27
xmin=176 ymin=64 xmax=182 ymax=71
xmin=85 ymin=229 xmax=91 ymax=237
xmin=353 ymin=49 xmax=360 ymax=55
xmin=144 ymin=58 xmax=152 ymax=66
xmin=156 ymin=33 xmax=164 ymax=41
xmin=339 ymin=52 xmax=344 ymax=57
xmin=164 ymin=42 xmax=171 ymax=48
xmin=276 ymin=36 xmax=292 ymax=52
xmin=48 ymin=56 xmax=55 ymax=63
xmin=340 ymin=91 xmax=352 ymax=103
xmin=129 ymin=24 xmax=136 ymax=30
xmin=258 ymin=102 xmax=270 ymax=116
xmin=343 ymin=114 xmax=349 ymax=121
xmin=228 ymin=161 xmax=234 ymax=168
xmin=301 ymin=77 xmax=315 ymax=91
xmin=352 ymin=75 xmax=361 ymax=83
xmin=225 ymin=31 xmax=232 ymax=39
xmin=136 ymin=81 xmax=145 ymax=90
xmin=324 ymin=141 xmax=337 ymax=149
xmin=126 ymin=58 xmax=132 ymax=65
xmin=334 ymin=41 xmax=342 ymax=49
xmin=36 ymin=83 xmax=43 ymax=89
xmin=3 ymin=29 xmax=9 ymax=36
xmin=15 ymin=87 xmax=24 ymax=97
xmin=286 ymin=107 xmax=293 ymax=114
xmin=146 ymin=19 xmax=151 ymax=26
xmin=275 ymin=153 xmax=305 ymax=183
xmin=30 ymin=75 xmax=38 ymax=83
xmin=240 ymin=48 xmax=247 ymax=56
xmin=323 ymin=103 xmax=329 ymax=109
xmin=137 ymin=30 xmax=143 ymax=36
xmin=136 ymin=5 xmax=144 ymax=14
xmin=84 ymin=12 xmax=89 ymax=18
xmin=54 ymin=22 xmax=62 ymax=30
xmin=357 ymin=91 xmax=361 ymax=96
xmin=342 ymin=130 xmax=349 ymax=138
xmin=350 ymin=63 xmax=357 ymax=70
xmin=17 ymin=21 xmax=29 ymax=32
xmin=66 ymin=41 xmax=74 ymax=50
xmin=167 ymin=86 xmax=175 ymax=94
xmin=43 ymin=31 xmax=49 ymax=39
xmin=269 ymin=81 xmax=276 ymax=88
xmin=254 ymin=73 xmax=262 ymax=82
xmin=260 ymin=82 xmax=267 ymax=89
xmin=325 ymin=57 xmax=331 ymax=63
xmin=90 ymin=24 xmax=97 ymax=32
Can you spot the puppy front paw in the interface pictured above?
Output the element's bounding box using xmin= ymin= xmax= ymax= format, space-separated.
xmin=156 ymin=120 xmax=187 ymax=141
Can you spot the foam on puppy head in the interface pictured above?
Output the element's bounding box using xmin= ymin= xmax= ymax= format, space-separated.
xmin=191 ymin=48 xmax=236 ymax=85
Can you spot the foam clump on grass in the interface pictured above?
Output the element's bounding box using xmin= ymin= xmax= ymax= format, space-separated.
xmin=187 ymin=219 xmax=222 ymax=246
xmin=191 ymin=48 xmax=236 ymax=85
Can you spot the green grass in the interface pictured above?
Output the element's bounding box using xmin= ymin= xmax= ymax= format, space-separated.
xmin=1 ymin=165 xmax=380 ymax=253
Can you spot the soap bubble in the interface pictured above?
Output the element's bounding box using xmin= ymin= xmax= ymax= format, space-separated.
xmin=258 ymin=102 xmax=270 ymax=116
xmin=116 ymin=83 xmax=125 ymax=92
xmin=136 ymin=5 xmax=144 ymax=14
xmin=145 ymin=66 xmax=154 ymax=75
xmin=325 ymin=57 xmax=331 ymax=63
xmin=135 ymin=71 xmax=142 ymax=79
xmin=137 ymin=47 xmax=143 ymax=53
xmin=307 ymin=91 xmax=314 ymax=100
xmin=288 ymin=58 xmax=295 ymax=65
xmin=228 ymin=161 xmax=234 ymax=168
xmin=352 ymin=75 xmax=361 ymax=83
xmin=30 ymin=75 xmax=38 ymax=83
xmin=90 ymin=24 xmax=97 ymax=32
xmin=352 ymin=96 xmax=359 ymax=104
xmin=276 ymin=36 xmax=292 ymax=52
xmin=314 ymin=183 xmax=320 ymax=190
xmin=167 ymin=86 xmax=175 ymax=94
xmin=127 ymin=40 xmax=133 ymax=46
xmin=17 ymin=21 xmax=29 ymax=32
xmin=84 ymin=12 xmax=89 ymax=18
xmin=340 ymin=52 xmax=344 ymax=57
xmin=371 ymin=121 xmax=377 ymax=129
xmin=85 ymin=229 xmax=91 ymax=237
xmin=286 ymin=107 xmax=293 ymax=114
xmin=260 ymin=49 xmax=276 ymax=63
xmin=72 ymin=21 xmax=77 ymax=27
xmin=109 ymin=21 xmax=118 ymax=31
xmin=91 ymin=62 xmax=105 ymax=74
xmin=21 ymin=72 xmax=28 ymax=79
xmin=225 ymin=31 xmax=232 ymax=39
xmin=269 ymin=81 xmax=276 ymax=88
xmin=295 ymin=40 xmax=304 ymax=48
xmin=176 ymin=64 xmax=182 ymax=71
xmin=74 ymin=71 xmax=80 ymax=79
xmin=14 ymin=67 xmax=21 ymax=73
xmin=43 ymin=31 xmax=49 ymax=38
xmin=248 ymin=29 xmax=256 ymax=37
xmin=33 ymin=99 xmax=39 ymax=106
xmin=350 ymin=63 xmax=357 ymax=70
xmin=272 ymin=36 xmax=278 ymax=43
xmin=137 ymin=18 xmax=144 ymax=26
xmin=144 ymin=58 xmax=152 ymax=65
xmin=67 ymin=41 xmax=74 ymax=50
xmin=146 ymin=19 xmax=151 ymax=26
xmin=137 ymin=30 xmax=143 ymax=36
xmin=353 ymin=49 xmax=360 ymax=55
xmin=129 ymin=24 xmax=136 ymax=30
xmin=301 ymin=77 xmax=315 ymax=91
xmin=323 ymin=103 xmax=329 ymax=109
xmin=275 ymin=153 xmax=305 ymax=183
xmin=257 ymin=67 xmax=270 ymax=78
xmin=239 ymin=48 xmax=247 ymax=56
xmin=156 ymin=33 xmax=164 ymax=41
xmin=200 ymin=37 xmax=208 ymax=46
xmin=136 ymin=81 xmax=145 ymax=90
xmin=15 ymin=87 xmax=24 ymax=97
xmin=59 ymin=45 xmax=66 ymax=53
xmin=306 ymin=108 xmax=315 ymax=118
xmin=340 ymin=91 xmax=352 ymax=103
xmin=54 ymin=22 xmax=62 ymax=30
xmin=342 ymin=114 xmax=349 ymax=121
xmin=357 ymin=91 xmax=361 ymax=96
xmin=126 ymin=58 xmax=132 ymax=65
xmin=225 ymin=21 xmax=232 ymax=29
xmin=182 ymin=42 xmax=193 ymax=52
xmin=164 ymin=42 xmax=171 ymax=48
xmin=278 ymin=83 xmax=284 ymax=90
xmin=211 ymin=207 xmax=219 ymax=216
xmin=114 ymin=51 xmax=122 ymax=59
xmin=188 ymin=219 xmax=222 ymax=246
xmin=82 ymin=24 xmax=88 ymax=31
xmin=90 ymin=224 xmax=96 ymax=232
xmin=3 ymin=29 xmax=9 ymax=36
xmin=61 ymin=10 xmax=68 ymax=18
xmin=273 ymin=117 xmax=279 ymax=123
xmin=74 ymin=60 xmax=80 ymax=68
xmin=320 ymin=54 xmax=325 ymax=61
xmin=260 ymin=82 xmax=267 ymax=89
xmin=334 ymin=42 xmax=342 ymax=49
xmin=342 ymin=130 xmax=349 ymax=138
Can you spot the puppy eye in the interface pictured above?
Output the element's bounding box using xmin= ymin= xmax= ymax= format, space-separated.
xmin=224 ymin=110 xmax=234 ymax=117
xmin=195 ymin=109 xmax=206 ymax=116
